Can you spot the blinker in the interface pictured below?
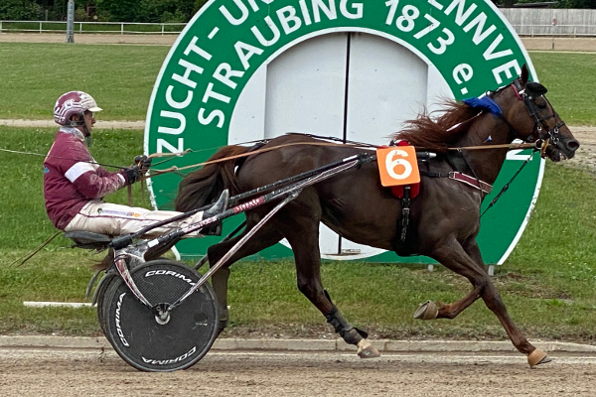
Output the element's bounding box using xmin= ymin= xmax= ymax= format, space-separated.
xmin=526 ymin=82 xmax=548 ymax=96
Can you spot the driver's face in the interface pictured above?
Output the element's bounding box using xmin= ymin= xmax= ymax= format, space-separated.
xmin=83 ymin=110 xmax=96 ymax=133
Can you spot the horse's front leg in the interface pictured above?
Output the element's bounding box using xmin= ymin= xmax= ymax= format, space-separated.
xmin=420 ymin=237 xmax=549 ymax=367
xmin=416 ymin=238 xmax=485 ymax=320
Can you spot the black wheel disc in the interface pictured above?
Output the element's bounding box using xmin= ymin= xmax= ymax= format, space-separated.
xmin=95 ymin=272 xmax=116 ymax=335
xmin=101 ymin=259 xmax=218 ymax=372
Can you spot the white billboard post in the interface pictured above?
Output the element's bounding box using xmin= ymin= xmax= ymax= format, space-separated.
xmin=66 ymin=0 xmax=75 ymax=44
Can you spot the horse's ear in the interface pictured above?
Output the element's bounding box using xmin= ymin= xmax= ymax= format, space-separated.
xmin=520 ymin=64 xmax=529 ymax=86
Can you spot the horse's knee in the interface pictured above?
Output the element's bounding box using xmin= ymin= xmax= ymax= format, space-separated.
xmin=296 ymin=276 xmax=321 ymax=299
xmin=471 ymin=273 xmax=493 ymax=296
xmin=477 ymin=278 xmax=508 ymax=312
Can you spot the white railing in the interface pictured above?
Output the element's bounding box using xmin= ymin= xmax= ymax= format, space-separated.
xmin=500 ymin=8 xmax=596 ymax=37
xmin=0 ymin=20 xmax=186 ymax=35
xmin=510 ymin=24 xmax=596 ymax=37
xmin=0 ymin=19 xmax=594 ymax=37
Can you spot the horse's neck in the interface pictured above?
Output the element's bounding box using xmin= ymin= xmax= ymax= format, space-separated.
xmin=455 ymin=114 xmax=513 ymax=184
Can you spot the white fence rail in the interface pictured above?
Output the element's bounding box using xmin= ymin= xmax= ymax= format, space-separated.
xmin=1 ymin=8 xmax=596 ymax=36
xmin=0 ymin=20 xmax=185 ymax=35
xmin=509 ymin=24 xmax=596 ymax=36
xmin=500 ymin=8 xmax=596 ymax=37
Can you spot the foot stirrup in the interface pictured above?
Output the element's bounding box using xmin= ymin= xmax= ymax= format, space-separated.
xmin=202 ymin=189 xmax=229 ymax=235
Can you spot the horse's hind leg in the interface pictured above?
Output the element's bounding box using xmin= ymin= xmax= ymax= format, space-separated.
xmin=427 ymin=238 xmax=548 ymax=367
xmin=207 ymin=221 xmax=284 ymax=334
xmin=280 ymin=207 xmax=380 ymax=359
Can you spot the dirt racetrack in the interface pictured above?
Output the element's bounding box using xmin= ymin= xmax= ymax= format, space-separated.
xmin=2 ymin=348 xmax=596 ymax=397
xmin=563 ymin=127 xmax=596 ymax=171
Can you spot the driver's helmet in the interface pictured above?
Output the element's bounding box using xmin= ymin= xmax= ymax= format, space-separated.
xmin=53 ymin=91 xmax=102 ymax=126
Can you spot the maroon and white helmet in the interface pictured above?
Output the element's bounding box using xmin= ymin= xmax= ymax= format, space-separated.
xmin=53 ymin=91 xmax=102 ymax=126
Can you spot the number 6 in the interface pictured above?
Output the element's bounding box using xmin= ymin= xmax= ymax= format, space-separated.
xmin=386 ymin=149 xmax=412 ymax=180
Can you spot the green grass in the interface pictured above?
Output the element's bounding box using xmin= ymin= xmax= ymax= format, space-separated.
xmin=0 ymin=43 xmax=169 ymax=120
xmin=0 ymin=43 xmax=595 ymax=340
xmin=530 ymin=51 xmax=596 ymax=126
xmin=0 ymin=44 xmax=595 ymax=126
xmin=1 ymin=125 xmax=596 ymax=341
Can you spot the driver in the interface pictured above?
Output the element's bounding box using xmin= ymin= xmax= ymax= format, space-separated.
xmin=43 ymin=91 xmax=227 ymax=237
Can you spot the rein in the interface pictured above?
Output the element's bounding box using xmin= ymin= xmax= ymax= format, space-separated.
xmin=481 ymin=148 xmax=538 ymax=217
xmin=0 ymin=147 xmax=128 ymax=170
xmin=143 ymin=140 xmax=538 ymax=180
xmin=0 ymin=134 xmax=538 ymax=179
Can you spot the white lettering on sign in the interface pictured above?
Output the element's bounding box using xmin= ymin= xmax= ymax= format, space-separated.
xmin=341 ymin=0 xmax=363 ymax=18
xmin=165 ymin=85 xmax=193 ymax=109
xmin=278 ymin=6 xmax=303 ymax=35
xmin=156 ymin=36 xmax=214 ymax=152
xmin=153 ymin=0 xmax=526 ymax=155
xmin=157 ymin=111 xmax=185 ymax=135
xmin=445 ymin=0 xmax=477 ymax=27
xmin=252 ymin=16 xmax=282 ymax=46
xmin=463 ymin=13 xmax=496 ymax=45
xmin=157 ymin=138 xmax=184 ymax=154
xmin=312 ymin=0 xmax=338 ymax=23
xmin=235 ymin=41 xmax=264 ymax=70
xmin=483 ymin=34 xmax=513 ymax=60
xmin=221 ymin=0 xmax=364 ymax=27
xmin=198 ymin=108 xmax=225 ymax=128
xmin=147 ymin=0 xmax=539 ymax=264
xmin=385 ymin=0 xmax=455 ymax=55
xmin=172 ymin=59 xmax=204 ymax=89
xmin=453 ymin=63 xmax=473 ymax=85
xmin=506 ymin=139 xmax=531 ymax=161
xmin=219 ymin=0 xmax=250 ymax=25
xmin=492 ymin=60 xmax=521 ymax=85
xmin=213 ymin=63 xmax=245 ymax=89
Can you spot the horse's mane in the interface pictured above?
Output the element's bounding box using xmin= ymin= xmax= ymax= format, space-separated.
xmin=392 ymin=100 xmax=482 ymax=152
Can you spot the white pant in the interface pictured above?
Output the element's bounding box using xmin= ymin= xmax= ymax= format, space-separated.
xmin=64 ymin=201 xmax=204 ymax=237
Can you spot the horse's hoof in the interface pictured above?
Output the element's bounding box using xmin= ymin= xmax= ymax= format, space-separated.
xmin=357 ymin=339 xmax=381 ymax=359
xmin=527 ymin=348 xmax=552 ymax=367
xmin=413 ymin=300 xmax=438 ymax=320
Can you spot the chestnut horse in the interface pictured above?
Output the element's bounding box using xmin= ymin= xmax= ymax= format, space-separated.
xmin=175 ymin=66 xmax=579 ymax=366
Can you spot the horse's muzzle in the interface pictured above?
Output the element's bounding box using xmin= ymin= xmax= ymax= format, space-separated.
xmin=547 ymin=136 xmax=579 ymax=161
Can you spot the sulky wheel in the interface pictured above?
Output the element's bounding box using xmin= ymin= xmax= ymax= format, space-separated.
xmin=94 ymin=272 xmax=116 ymax=335
xmin=100 ymin=259 xmax=218 ymax=372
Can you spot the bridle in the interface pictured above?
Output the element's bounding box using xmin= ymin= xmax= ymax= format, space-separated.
xmin=489 ymin=79 xmax=565 ymax=155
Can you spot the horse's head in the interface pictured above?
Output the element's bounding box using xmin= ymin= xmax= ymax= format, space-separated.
xmin=492 ymin=65 xmax=579 ymax=161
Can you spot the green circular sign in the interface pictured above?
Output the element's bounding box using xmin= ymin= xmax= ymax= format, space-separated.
xmin=145 ymin=0 xmax=542 ymax=265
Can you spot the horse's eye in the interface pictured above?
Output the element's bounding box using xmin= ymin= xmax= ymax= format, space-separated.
xmin=535 ymin=97 xmax=547 ymax=109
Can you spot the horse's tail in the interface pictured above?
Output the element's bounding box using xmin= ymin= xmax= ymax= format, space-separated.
xmin=175 ymin=145 xmax=249 ymax=212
